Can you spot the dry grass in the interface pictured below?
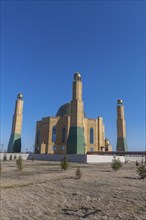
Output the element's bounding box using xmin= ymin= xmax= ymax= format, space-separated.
xmin=0 ymin=160 xmax=146 ymax=220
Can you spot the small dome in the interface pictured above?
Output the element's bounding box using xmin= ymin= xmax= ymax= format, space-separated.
xmin=17 ymin=93 xmax=23 ymax=100
xmin=74 ymin=72 xmax=81 ymax=81
xmin=105 ymin=138 xmax=110 ymax=146
xmin=56 ymin=102 xmax=86 ymax=117
xmin=117 ymin=99 xmax=123 ymax=105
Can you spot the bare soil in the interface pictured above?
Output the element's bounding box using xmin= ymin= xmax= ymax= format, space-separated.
xmin=0 ymin=160 xmax=146 ymax=220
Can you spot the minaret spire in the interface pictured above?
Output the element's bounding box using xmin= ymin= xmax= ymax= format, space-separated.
xmin=116 ymin=99 xmax=128 ymax=151
xmin=7 ymin=93 xmax=23 ymax=153
xmin=67 ymin=72 xmax=85 ymax=154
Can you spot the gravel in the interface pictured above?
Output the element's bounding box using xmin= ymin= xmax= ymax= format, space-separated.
xmin=0 ymin=160 xmax=146 ymax=220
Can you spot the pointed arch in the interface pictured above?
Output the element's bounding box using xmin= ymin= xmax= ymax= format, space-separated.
xmin=90 ymin=127 xmax=94 ymax=144
xmin=52 ymin=126 xmax=56 ymax=142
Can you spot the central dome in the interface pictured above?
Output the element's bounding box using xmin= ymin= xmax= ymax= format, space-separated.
xmin=56 ymin=102 xmax=86 ymax=117
xmin=56 ymin=103 xmax=71 ymax=117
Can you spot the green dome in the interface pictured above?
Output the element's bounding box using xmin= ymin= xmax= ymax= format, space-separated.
xmin=56 ymin=102 xmax=86 ymax=117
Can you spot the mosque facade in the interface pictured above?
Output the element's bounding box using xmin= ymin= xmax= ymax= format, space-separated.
xmin=34 ymin=73 xmax=112 ymax=154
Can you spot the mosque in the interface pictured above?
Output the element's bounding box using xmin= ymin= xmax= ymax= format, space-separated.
xmin=7 ymin=72 xmax=128 ymax=154
xmin=34 ymin=73 xmax=112 ymax=154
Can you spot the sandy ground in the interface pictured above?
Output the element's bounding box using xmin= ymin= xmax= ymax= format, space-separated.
xmin=0 ymin=160 xmax=146 ymax=220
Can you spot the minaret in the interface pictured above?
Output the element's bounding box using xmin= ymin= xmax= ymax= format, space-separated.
xmin=7 ymin=93 xmax=23 ymax=153
xmin=67 ymin=72 xmax=85 ymax=154
xmin=116 ymin=99 xmax=128 ymax=151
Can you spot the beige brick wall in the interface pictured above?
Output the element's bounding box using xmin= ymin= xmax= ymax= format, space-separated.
xmin=70 ymin=100 xmax=84 ymax=127
xmin=12 ymin=100 xmax=23 ymax=134
xmin=117 ymin=106 xmax=126 ymax=138
xmin=35 ymin=75 xmax=112 ymax=154
xmin=72 ymin=80 xmax=82 ymax=101
xmin=83 ymin=118 xmax=99 ymax=153
xmin=98 ymin=117 xmax=104 ymax=150
xmin=54 ymin=116 xmax=70 ymax=154
xmin=35 ymin=114 xmax=112 ymax=154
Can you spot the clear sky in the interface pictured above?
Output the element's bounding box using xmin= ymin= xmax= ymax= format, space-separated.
xmin=1 ymin=0 xmax=145 ymax=152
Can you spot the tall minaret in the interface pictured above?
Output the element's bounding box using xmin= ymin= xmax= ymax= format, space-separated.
xmin=116 ymin=99 xmax=128 ymax=151
xmin=7 ymin=93 xmax=23 ymax=153
xmin=67 ymin=72 xmax=85 ymax=154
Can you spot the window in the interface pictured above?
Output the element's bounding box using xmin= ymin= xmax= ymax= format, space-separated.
xmin=52 ymin=126 xmax=56 ymax=142
xmin=90 ymin=147 xmax=94 ymax=151
xmin=61 ymin=146 xmax=65 ymax=151
xmin=90 ymin=127 xmax=94 ymax=144
xmin=62 ymin=127 xmax=66 ymax=143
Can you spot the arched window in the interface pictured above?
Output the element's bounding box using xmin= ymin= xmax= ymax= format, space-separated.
xmin=90 ymin=127 xmax=94 ymax=144
xmin=52 ymin=126 xmax=56 ymax=142
xmin=62 ymin=127 xmax=66 ymax=143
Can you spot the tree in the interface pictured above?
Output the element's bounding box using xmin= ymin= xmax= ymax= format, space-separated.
xmin=9 ymin=154 xmax=12 ymax=160
xmin=111 ymin=157 xmax=122 ymax=171
xmin=14 ymin=155 xmax=17 ymax=160
xmin=136 ymin=160 xmax=139 ymax=166
xmin=16 ymin=156 xmax=23 ymax=171
xmin=3 ymin=153 xmax=7 ymax=161
xmin=31 ymin=156 xmax=34 ymax=161
xmin=75 ymin=166 xmax=82 ymax=179
xmin=60 ymin=156 xmax=69 ymax=171
xmin=136 ymin=159 xmax=146 ymax=180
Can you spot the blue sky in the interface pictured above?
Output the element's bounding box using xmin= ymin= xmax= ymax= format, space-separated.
xmin=1 ymin=0 xmax=145 ymax=152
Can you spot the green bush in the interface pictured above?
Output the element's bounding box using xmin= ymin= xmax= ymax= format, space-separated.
xmin=31 ymin=156 xmax=34 ymax=161
xmin=75 ymin=166 xmax=82 ymax=179
xmin=9 ymin=154 xmax=12 ymax=160
xmin=3 ymin=153 xmax=7 ymax=161
xmin=60 ymin=156 xmax=69 ymax=171
xmin=14 ymin=155 xmax=17 ymax=160
xmin=136 ymin=160 xmax=139 ymax=166
xmin=136 ymin=159 xmax=146 ymax=179
xmin=111 ymin=157 xmax=122 ymax=171
xmin=16 ymin=156 xmax=23 ymax=171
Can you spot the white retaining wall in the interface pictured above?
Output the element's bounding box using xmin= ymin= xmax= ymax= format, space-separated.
xmin=87 ymin=155 xmax=125 ymax=163
xmin=125 ymin=155 xmax=146 ymax=162
xmin=0 ymin=153 xmax=145 ymax=163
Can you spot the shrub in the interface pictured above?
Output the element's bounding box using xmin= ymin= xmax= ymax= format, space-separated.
xmin=136 ymin=160 xmax=139 ymax=166
xmin=31 ymin=156 xmax=34 ymax=161
xmin=75 ymin=166 xmax=82 ymax=179
xmin=9 ymin=154 xmax=12 ymax=160
xmin=14 ymin=155 xmax=17 ymax=160
xmin=16 ymin=156 xmax=23 ymax=171
xmin=60 ymin=156 xmax=69 ymax=171
xmin=3 ymin=153 xmax=7 ymax=161
xmin=111 ymin=157 xmax=122 ymax=171
xmin=136 ymin=159 xmax=146 ymax=179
